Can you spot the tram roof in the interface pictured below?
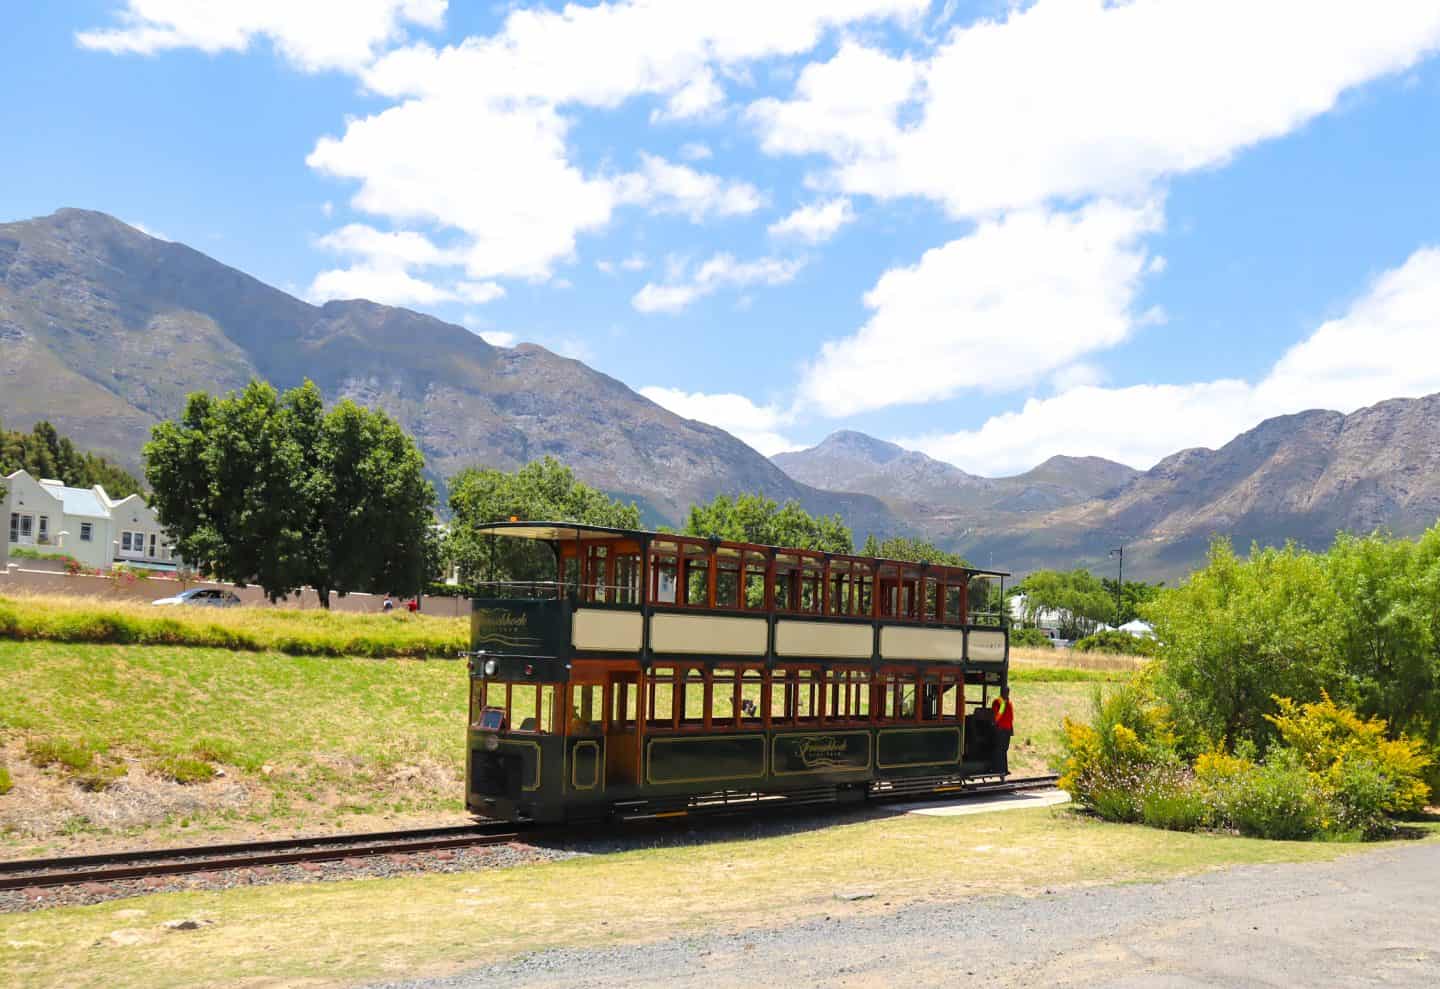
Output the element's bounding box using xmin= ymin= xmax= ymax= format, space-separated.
xmin=471 ymin=520 xmax=1010 ymax=577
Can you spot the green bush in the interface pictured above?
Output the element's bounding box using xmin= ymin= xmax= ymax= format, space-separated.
xmin=1141 ymin=777 xmax=1209 ymax=831
xmin=1221 ymin=752 xmax=1324 ymax=840
xmin=0 ymin=765 xmax=12 ymax=795
xmin=1008 ymin=626 xmax=1055 ymax=649
xmin=1074 ymin=630 xmax=1157 ymax=657
xmin=1091 ymin=786 xmax=1143 ymax=823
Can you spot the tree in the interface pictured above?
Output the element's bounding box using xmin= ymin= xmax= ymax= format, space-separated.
xmin=447 ymin=457 xmax=640 ymax=584
xmin=1100 ymin=577 xmax=1165 ymax=625
xmin=860 ymin=534 xmax=966 ymax=567
xmin=0 ymin=418 xmax=142 ymax=498
xmin=1017 ymin=568 xmax=1113 ymax=639
xmin=145 ymin=380 xmax=436 ymax=607
xmin=684 ymin=493 xmax=852 ymax=553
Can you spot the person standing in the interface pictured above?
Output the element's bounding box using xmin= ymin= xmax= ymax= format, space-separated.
xmin=991 ymin=686 xmax=1014 ymax=774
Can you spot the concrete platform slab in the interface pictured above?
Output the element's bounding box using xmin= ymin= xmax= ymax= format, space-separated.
xmin=895 ymin=787 xmax=1070 ymax=817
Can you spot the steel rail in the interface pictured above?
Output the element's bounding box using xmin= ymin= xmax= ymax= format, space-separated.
xmin=0 ymin=825 xmax=523 ymax=892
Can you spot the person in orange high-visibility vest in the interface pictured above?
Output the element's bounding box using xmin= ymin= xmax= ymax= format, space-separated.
xmin=991 ymin=687 xmax=1014 ymax=774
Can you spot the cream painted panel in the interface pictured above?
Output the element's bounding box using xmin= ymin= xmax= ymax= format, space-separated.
xmin=880 ymin=626 xmax=965 ymax=662
xmin=968 ymin=629 xmax=1007 ymax=663
xmin=572 ymin=609 xmax=643 ymax=652
xmin=775 ymin=620 xmax=872 ymax=659
xmin=650 ymin=613 xmax=768 ymax=655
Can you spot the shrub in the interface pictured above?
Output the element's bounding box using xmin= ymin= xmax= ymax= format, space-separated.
xmin=1008 ymin=626 xmax=1055 ymax=649
xmin=1141 ymin=778 xmax=1209 ymax=831
xmin=150 ymin=755 xmax=218 ymax=785
xmin=0 ymin=765 xmax=12 ymax=795
xmin=1091 ymin=786 xmax=1143 ymax=823
xmin=1222 ymin=751 xmax=1324 ymax=840
xmin=1074 ymin=629 xmax=1158 ymax=657
xmin=1057 ymin=679 xmax=1180 ymax=818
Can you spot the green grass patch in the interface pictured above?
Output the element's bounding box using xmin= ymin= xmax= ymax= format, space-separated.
xmin=1009 ymin=666 xmax=1131 ymax=683
xmin=24 ymin=736 xmax=129 ymax=792
xmin=0 ymin=764 xmax=11 ymax=795
xmin=0 ymin=593 xmax=467 ymax=658
xmin=148 ymin=755 xmax=217 ymax=785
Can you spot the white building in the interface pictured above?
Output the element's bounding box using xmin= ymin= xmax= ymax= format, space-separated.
xmin=3 ymin=470 xmax=180 ymax=572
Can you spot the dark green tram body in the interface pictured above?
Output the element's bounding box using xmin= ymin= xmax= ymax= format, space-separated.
xmin=464 ymin=523 xmax=1011 ymax=824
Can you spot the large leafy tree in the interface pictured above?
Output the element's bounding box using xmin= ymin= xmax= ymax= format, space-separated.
xmin=860 ymin=534 xmax=966 ymax=566
xmin=0 ymin=418 xmax=143 ymax=498
xmin=1017 ymin=568 xmax=1114 ymax=639
xmin=684 ymin=493 xmax=853 ymax=553
xmin=447 ymin=457 xmax=640 ymax=584
xmin=145 ymin=380 xmax=436 ymax=607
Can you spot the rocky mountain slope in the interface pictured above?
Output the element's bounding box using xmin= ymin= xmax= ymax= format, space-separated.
xmin=0 ymin=209 xmax=898 ymax=532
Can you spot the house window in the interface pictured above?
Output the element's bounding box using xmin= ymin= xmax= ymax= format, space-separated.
xmin=121 ymin=531 xmax=133 ymax=551
xmin=8 ymin=513 xmax=17 ymax=543
xmin=80 ymin=523 xmax=93 ymax=542
xmin=149 ymin=533 xmax=157 ymax=557
xmin=38 ymin=516 xmax=49 ymax=544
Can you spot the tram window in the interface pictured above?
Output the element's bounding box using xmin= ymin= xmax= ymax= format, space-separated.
xmin=569 ymin=683 xmax=603 ymax=736
xmin=716 ymin=566 xmax=740 ymax=609
xmin=770 ymin=677 xmax=790 ymax=728
xmin=680 ymin=668 xmax=706 ymax=728
xmin=794 ymin=669 xmax=816 ymax=724
xmin=739 ymin=670 xmax=764 ymax=726
xmin=940 ymin=679 xmax=961 ymax=721
xmin=611 ymin=681 xmax=638 ymax=728
xmin=646 ymin=667 xmax=677 ymax=729
xmin=711 ymin=667 xmax=737 ymax=725
xmin=945 ymin=585 xmax=963 ymax=624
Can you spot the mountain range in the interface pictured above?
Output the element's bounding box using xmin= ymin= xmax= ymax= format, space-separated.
xmin=4 ymin=208 xmax=1438 ymax=580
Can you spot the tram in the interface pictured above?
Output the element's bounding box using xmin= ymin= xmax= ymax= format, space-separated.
xmin=465 ymin=522 xmax=1012 ymax=823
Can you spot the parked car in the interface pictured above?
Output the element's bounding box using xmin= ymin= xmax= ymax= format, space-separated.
xmin=152 ymin=587 xmax=242 ymax=607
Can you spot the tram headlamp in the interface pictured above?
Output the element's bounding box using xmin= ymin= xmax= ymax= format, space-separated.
xmin=483 ymin=658 xmax=498 ymax=676
xmin=483 ymin=735 xmax=500 ymax=752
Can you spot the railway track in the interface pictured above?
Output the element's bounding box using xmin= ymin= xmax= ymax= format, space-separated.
xmin=0 ymin=823 xmax=524 ymax=892
xmin=0 ymin=775 xmax=1061 ymax=893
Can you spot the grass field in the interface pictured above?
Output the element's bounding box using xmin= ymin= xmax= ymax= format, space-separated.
xmin=0 ymin=638 xmax=1104 ymax=849
xmin=0 ymin=592 xmax=468 ymax=658
xmin=6 ymin=806 xmax=1428 ymax=989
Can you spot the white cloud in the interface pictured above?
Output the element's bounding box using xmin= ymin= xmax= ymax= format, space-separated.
xmin=652 ymin=68 xmax=725 ymax=122
xmin=479 ymin=330 xmax=518 ymax=348
xmin=904 ymin=247 xmax=1440 ymax=475
xmin=77 ymin=0 xmax=446 ymax=72
xmin=753 ymin=2 xmax=1440 ymax=217
xmin=619 ymin=154 xmax=764 ymax=222
xmin=799 ymin=200 xmax=1160 ymax=416
xmin=640 ymin=386 xmax=798 ymax=455
xmin=679 ymin=142 xmax=713 ymax=161
xmin=124 ymin=218 xmax=168 ymax=240
xmin=456 ymin=281 xmax=506 ymax=304
xmin=633 ymin=253 xmax=805 ymax=314
xmin=768 ymin=198 xmax=855 ymax=243
xmin=307 ymin=264 xmax=455 ymax=307
xmin=1051 ymin=362 xmax=1106 ymax=392
xmin=316 ymin=223 xmax=452 ymax=266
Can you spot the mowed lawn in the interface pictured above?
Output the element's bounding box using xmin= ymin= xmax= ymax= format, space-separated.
xmin=0 ymin=637 xmax=1111 ymax=849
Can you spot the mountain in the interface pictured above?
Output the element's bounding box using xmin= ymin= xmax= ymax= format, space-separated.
xmin=941 ymin=395 xmax=1440 ymax=579
xmin=0 ymin=209 xmax=900 ymax=533
xmin=773 ymin=432 xmax=1137 ymax=512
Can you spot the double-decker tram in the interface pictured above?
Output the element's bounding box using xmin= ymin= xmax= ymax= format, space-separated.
xmin=465 ymin=523 xmax=1012 ymax=823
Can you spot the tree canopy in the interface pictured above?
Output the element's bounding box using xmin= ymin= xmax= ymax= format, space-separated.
xmin=860 ymin=534 xmax=966 ymax=567
xmin=446 ymin=457 xmax=641 ymax=584
xmin=145 ymin=380 xmax=436 ymax=607
xmin=683 ymin=493 xmax=852 ymax=554
xmin=1147 ymin=530 xmax=1440 ymax=752
xmin=0 ymin=419 xmax=143 ymax=499
xmin=1015 ymin=568 xmax=1113 ymax=639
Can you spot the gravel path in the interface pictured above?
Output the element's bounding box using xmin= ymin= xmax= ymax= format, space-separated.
xmin=375 ymin=840 xmax=1440 ymax=988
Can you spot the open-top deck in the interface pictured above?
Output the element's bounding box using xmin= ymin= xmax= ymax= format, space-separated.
xmin=467 ymin=521 xmax=1010 ymax=681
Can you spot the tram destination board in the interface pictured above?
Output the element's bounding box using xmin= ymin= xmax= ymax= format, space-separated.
xmin=471 ymin=598 xmax=567 ymax=657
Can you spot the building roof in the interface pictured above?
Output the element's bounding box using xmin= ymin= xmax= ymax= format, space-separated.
xmin=55 ymin=486 xmax=109 ymax=518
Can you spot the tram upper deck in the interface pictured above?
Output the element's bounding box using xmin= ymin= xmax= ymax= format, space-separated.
xmin=466 ymin=522 xmax=1010 ymax=683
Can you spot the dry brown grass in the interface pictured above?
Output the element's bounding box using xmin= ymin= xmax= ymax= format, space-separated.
xmin=1010 ymin=645 xmax=1150 ymax=672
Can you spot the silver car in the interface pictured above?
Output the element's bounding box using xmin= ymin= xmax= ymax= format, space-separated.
xmin=152 ymin=587 xmax=242 ymax=607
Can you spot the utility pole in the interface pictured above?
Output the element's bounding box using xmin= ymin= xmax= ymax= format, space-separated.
xmin=1108 ymin=545 xmax=1124 ymax=626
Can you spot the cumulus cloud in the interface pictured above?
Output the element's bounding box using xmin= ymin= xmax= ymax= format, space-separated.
xmin=478 ymin=330 xmax=518 ymax=347
xmin=768 ymin=198 xmax=855 ymax=243
xmin=308 ymin=222 xmax=503 ymax=306
xmin=77 ymin=0 xmax=446 ymax=72
xmin=619 ymin=154 xmax=765 ymax=221
xmin=903 ymin=247 xmax=1440 ymax=475
xmin=679 ymin=142 xmax=713 ymax=161
xmin=632 ymin=253 xmax=805 ymax=314
xmin=753 ymin=1 xmax=1440 ymax=217
xmin=799 ymin=200 xmax=1161 ymax=416
xmin=307 ymin=264 xmax=457 ymax=307
xmin=640 ymin=386 xmax=798 ymax=455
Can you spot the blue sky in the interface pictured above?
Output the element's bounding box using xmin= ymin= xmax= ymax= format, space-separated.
xmin=5 ymin=1 xmax=1440 ymax=476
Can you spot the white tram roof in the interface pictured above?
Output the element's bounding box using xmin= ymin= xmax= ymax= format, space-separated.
xmin=471 ymin=521 xmax=1010 ymax=577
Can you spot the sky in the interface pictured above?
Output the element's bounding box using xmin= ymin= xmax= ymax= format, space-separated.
xmin=4 ymin=1 xmax=1440 ymax=477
